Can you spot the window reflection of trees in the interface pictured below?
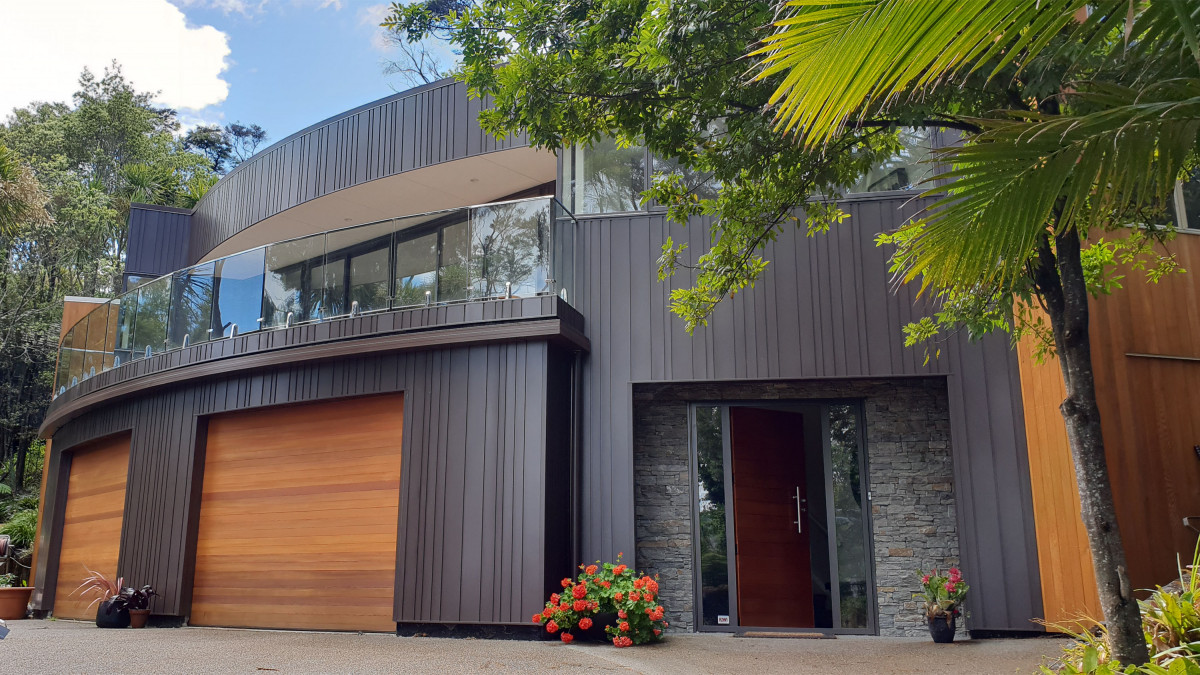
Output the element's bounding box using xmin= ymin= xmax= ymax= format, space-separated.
xmin=829 ymin=404 xmax=868 ymax=629
xmin=471 ymin=201 xmax=548 ymax=297
xmin=695 ymin=406 xmax=729 ymax=625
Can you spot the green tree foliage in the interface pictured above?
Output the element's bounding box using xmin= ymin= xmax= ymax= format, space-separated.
xmin=754 ymin=1 xmax=1197 ymax=665
xmin=0 ymin=64 xmax=244 ymax=553
xmin=386 ymin=0 xmax=1196 ymax=665
xmin=182 ymin=122 xmax=268 ymax=175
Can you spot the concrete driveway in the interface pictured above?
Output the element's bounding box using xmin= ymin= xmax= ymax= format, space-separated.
xmin=0 ymin=619 xmax=1066 ymax=674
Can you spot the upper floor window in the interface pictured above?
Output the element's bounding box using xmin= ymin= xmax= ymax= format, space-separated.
xmin=1173 ymin=167 xmax=1200 ymax=231
xmin=560 ymin=129 xmax=939 ymax=216
xmin=847 ymin=128 xmax=937 ymax=194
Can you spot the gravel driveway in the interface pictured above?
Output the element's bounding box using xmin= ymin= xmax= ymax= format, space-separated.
xmin=0 ymin=619 xmax=1066 ymax=674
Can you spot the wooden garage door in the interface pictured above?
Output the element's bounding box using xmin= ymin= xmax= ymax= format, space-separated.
xmin=54 ymin=434 xmax=131 ymax=620
xmin=191 ymin=394 xmax=403 ymax=631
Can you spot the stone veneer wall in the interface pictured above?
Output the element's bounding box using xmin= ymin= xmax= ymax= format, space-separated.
xmin=631 ymin=377 xmax=961 ymax=637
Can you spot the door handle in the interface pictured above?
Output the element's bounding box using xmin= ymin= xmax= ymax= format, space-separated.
xmin=793 ymin=487 xmax=803 ymax=534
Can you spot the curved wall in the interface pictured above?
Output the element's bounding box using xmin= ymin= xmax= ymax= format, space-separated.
xmin=34 ymin=298 xmax=584 ymax=624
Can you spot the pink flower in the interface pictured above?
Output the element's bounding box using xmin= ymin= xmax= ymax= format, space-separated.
xmin=921 ymin=574 xmax=931 ymax=584
xmin=945 ymin=581 xmax=957 ymax=593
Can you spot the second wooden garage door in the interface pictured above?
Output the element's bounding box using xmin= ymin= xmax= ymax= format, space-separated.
xmin=191 ymin=394 xmax=403 ymax=631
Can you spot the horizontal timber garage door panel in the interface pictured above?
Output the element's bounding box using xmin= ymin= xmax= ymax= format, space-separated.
xmin=53 ymin=434 xmax=131 ymax=620
xmin=191 ymin=394 xmax=403 ymax=632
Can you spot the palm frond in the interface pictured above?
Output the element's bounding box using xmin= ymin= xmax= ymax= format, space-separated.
xmin=894 ymin=78 xmax=1200 ymax=293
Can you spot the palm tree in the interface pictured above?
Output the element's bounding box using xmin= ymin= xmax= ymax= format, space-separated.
xmin=0 ymin=144 xmax=50 ymax=236
xmin=753 ymin=0 xmax=1199 ymax=665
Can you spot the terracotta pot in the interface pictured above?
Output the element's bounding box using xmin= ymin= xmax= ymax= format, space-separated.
xmin=0 ymin=587 xmax=33 ymax=620
xmin=927 ymin=613 xmax=957 ymax=643
xmin=129 ymin=608 xmax=151 ymax=628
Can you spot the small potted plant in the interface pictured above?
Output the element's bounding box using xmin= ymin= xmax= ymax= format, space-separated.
xmin=75 ymin=568 xmax=130 ymax=628
xmin=0 ymin=573 xmax=32 ymax=620
xmin=125 ymin=585 xmax=155 ymax=628
xmin=532 ymin=553 xmax=668 ymax=647
xmin=916 ymin=567 xmax=968 ymax=643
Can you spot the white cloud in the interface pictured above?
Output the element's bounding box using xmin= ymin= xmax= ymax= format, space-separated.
xmin=359 ymin=4 xmax=394 ymax=52
xmin=172 ymin=0 xmax=341 ymax=16
xmin=0 ymin=0 xmax=232 ymax=117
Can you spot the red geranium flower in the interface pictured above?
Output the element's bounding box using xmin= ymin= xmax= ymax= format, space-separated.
xmin=561 ymin=632 xmax=574 ymax=643
xmin=572 ymin=583 xmax=587 ymax=600
xmin=559 ymin=602 xmax=569 ymax=611
xmin=578 ymin=617 xmax=593 ymax=630
xmin=561 ymin=578 xmax=572 ymax=588
xmin=550 ymin=593 xmax=560 ymax=604
xmin=613 ymin=564 xmax=627 ymax=576
xmin=586 ymin=564 xmax=598 ymax=575
xmin=619 ymin=621 xmax=631 ymax=632
xmin=634 ymin=577 xmax=645 ymax=589
xmin=573 ymin=599 xmax=588 ymax=612
xmin=653 ymin=629 xmax=661 ymax=636
xmin=532 ymin=614 xmax=542 ymax=624
xmin=543 ymin=607 xmax=554 ymax=618
xmin=546 ymin=620 xmax=559 ymax=633
xmin=629 ymin=592 xmax=640 ymax=602
xmin=617 ymin=610 xmax=627 ymax=619
xmin=602 ymin=581 xmax=611 ymax=589
xmin=614 ymin=592 xmax=623 ymax=602
xmin=647 ymin=579 xmax=659 ymax=594
xmin=644 ymin=593 xmax=654 ymax=603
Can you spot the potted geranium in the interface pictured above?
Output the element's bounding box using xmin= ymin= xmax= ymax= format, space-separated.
xmin=532 ymin=554 xmax=668 ymax=647
xmin=0 ymin=573 xmax=32 ymax=620
xmin=916 ymin=567 xmax=967 ymax=643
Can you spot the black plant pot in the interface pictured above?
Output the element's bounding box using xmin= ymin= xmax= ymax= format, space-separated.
xmin=96 ymin=599 xmax=130 ymax=629
xmin=927 ymin=614 xmax=956 ymax=643
xmin=579 ymin=612 xmax=619 ymax=642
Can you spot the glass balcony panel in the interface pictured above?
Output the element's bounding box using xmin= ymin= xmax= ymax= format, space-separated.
xmin=67 ymin=325 xmax=85 ymax=386
xmin=469 ymin=200 xmax=550 ymax=298
xmin=394 ymin=230 xmax=438 ymax=308
xmin=211 ymin=248 xmax=265 ymax=337
xmin=552 ymin=203 xmax=577 ymax=304
xmin=56 ymin=327 xmax=74 ymax=391
xmin=849 ymin=128 xmax=936 ymax=193
xmin=324 ymin=220 xmax=393 ymax=316
xmin=132 ymin=276 xmax=171 ymax=357
xmin=82 ymin=304 xmax=108 ymax=378
xmin=171 ymin=262 xmax=216 ymax=348
xmin=567 ymin=138 xmax=646 ymax=214
xmin=103 ymin=301 xmax=120 ymax=370
xmin=116 ymin=289 xmax=140 ymax=363
xmin=263 ymin=235 xmax=325 ymax=328
xmin=438 ymin=217 xmax=471 ymax=302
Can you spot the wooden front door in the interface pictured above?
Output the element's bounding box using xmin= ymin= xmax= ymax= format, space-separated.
xmin=729 ymin=407 xmax=814 ymax=627
xmin=190 ymin=394 xmax=403 ymax=632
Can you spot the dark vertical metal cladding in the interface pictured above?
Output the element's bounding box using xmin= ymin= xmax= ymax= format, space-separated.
xmin=39 ymin=341 xmax=563 ymax=625
xmin=125 ymin=205 xmax=195 ymax=281
xmin=185 ymin=78 xmax=525 ymax=263
xmin=571 ymin=201 xmax=1042 ymax=631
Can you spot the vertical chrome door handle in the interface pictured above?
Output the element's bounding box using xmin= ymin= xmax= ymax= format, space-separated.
xmin=793 ymin=487 xmax=802 ymax=534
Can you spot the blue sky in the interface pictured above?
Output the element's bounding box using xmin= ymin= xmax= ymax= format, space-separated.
xmin=174 ymin=1 xmax=418 ymax=142
xmin=0 ymin=1 xmax=441 ymax=148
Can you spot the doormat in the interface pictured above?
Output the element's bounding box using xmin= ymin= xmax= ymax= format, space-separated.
xmin=735 ymin=631 xmax=835 ymax=639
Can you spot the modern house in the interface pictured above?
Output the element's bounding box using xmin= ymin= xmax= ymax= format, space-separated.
xmin=29 ymin=78 xmax=1200 ymax=637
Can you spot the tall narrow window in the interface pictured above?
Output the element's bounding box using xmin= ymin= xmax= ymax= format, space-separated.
xmin=438 ymin=219 xmax=471 ymax=302
xmin=829 ymin=404 xmax=870 ymax=629
xmin=695 ymin=405 xmax=731 ymax=626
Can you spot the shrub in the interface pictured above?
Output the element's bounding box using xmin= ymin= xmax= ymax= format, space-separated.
xmin=533 ymin=554 xmax=667 ymax=647
xmin=1041 ymin=538 xmax=1200 ymax=674
xmin=0 ymin=508 xmax=38 ymax=549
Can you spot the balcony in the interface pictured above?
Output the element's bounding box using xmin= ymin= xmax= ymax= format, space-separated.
xmin=54 ymin=197 xmax=578 ymax=397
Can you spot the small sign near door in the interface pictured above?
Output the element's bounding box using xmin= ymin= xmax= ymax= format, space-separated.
xmin=717 ymin=615 xmax=730 ymax=625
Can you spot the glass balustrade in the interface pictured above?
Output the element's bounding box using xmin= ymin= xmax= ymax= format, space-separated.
xmin=52 ymin=197 xmax=577 ymax=397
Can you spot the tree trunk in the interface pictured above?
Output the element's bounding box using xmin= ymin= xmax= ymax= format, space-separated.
xmin=1034 ymin=230 xmax=1148 ymax=665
